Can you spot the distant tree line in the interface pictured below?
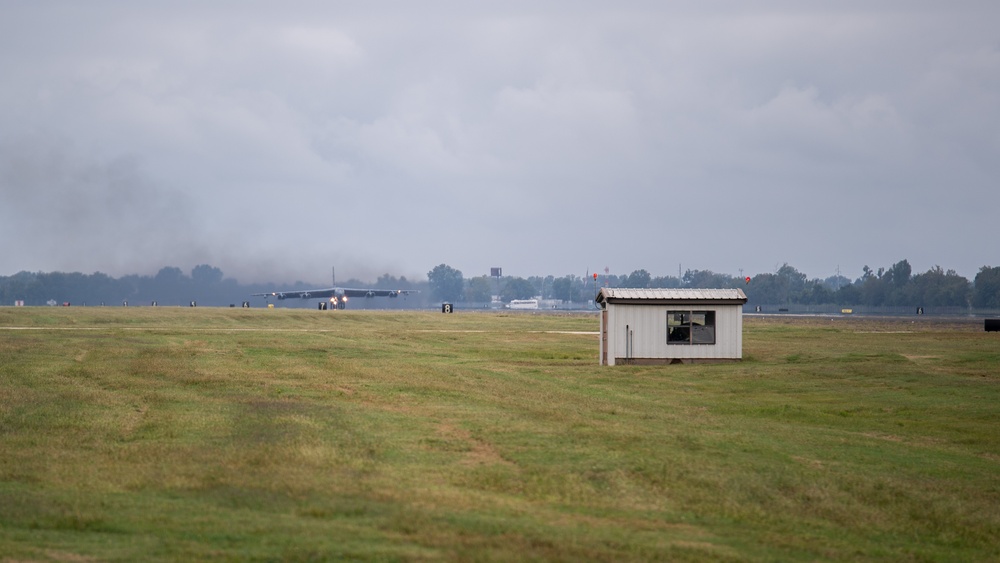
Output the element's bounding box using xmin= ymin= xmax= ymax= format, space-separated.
xmin=0 ymin=265 xmax=426 ymax=308
xmin=741 ymin=261 xmax=989 ymax=309
xmin=3 ymin=260 xmax=1000 ymax=310
xmin=425 ymin=261 xmax=1000 ymax=311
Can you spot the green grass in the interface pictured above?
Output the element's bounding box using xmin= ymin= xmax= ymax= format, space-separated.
xmin=0 ymin=308 xmax=998 ymax=561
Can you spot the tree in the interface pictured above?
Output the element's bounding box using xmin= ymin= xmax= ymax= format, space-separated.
xmin=860 ymin=273 xmax=887 ymax=306
xmin=150 ymin=266 xmax=189 ymax=305
xmin=551 ymin=276 xmax=574 ymax=302
xmin=527 ymin=276 xmax=546 ymax=298
xmin=889 ymin=259 xmax=911 ymax=288
xmin=623 ymin=269 xmax=651 ymax=288
xmin=746 ymin=273 xmax=786 ymax=305
xmin=909 ymin=266 xmax=971 ymax=307
xmin=973 ymin=266 xmax=1000 ymax=309
xmin=835 ymin=282 xmax=861 ymax=305
xmin=881 ymin=259 xmax=913 ymax=305
xmin=191 ymin=264 xmax=223 ymax=285
xmin=465 ymin=276 xmax=493 ymax=303
xmin=155 ymin=266 xmax=185 ymax=283
xmin=683 ymin=269 xmax=739 ymax=289
xmin=598 ymin=273 xmax=624 ymax=288
xmin=799 ymin=282 xmax=833 ymax=305
xmin=427 ymin=264 xmax=464 ymax=302
xmin=500 ymin=277 xmax=536 ymax=301
xmin=776 ymin=264 xmax=807 ymax=297
xmin=823 ymin=274 xmax=851 ymax=291
xmin=541 ymin=275 xmax=555 ymax=298
xmin=2 ymin=272 xmax=37 ymax=304
xmin=649 ymin=275 xmax=682 ymax=288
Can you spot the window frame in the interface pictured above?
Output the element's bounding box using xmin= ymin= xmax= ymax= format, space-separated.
xmin=666 ymin=310 xmax=716 ymax=345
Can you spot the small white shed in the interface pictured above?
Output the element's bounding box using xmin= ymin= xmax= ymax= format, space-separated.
xmin=596 ymin=288 xmax=748 ymax=365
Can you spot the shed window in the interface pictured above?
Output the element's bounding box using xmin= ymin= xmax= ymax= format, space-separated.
xmin=667 ymin=311 xmax=716 ymax=344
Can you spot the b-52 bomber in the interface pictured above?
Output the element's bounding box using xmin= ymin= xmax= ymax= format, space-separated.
xmin=252 ymin=286 xmax=418 ymax=309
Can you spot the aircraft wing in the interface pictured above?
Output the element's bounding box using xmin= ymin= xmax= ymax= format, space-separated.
xmin=251 ymin=287 xmax=418 ymax=302
xmin=339 ymin=288 xmax=417 ymax=298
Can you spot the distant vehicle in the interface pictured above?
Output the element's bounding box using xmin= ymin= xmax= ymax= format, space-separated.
xmin=508 ymin=299 xmax=539 ymax=310
xmin=252 ymin=287 xmax=418 ymax=309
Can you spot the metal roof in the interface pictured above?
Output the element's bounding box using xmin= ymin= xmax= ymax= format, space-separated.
xmin=596 ymin=287 xmax=748 ymax=304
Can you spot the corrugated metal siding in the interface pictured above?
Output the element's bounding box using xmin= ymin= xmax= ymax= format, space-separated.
xmin=603 ymin=303 xmax=742 ymax=365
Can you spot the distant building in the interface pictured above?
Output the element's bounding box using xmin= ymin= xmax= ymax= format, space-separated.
xmin=596 ymin=288 xmax=748 ymax=365
xmin=508 ymin=299 xmax=539 ymax=310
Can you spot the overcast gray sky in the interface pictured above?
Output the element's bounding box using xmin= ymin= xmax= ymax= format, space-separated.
xmin=1 ymin=1 xmax=997 ymax=285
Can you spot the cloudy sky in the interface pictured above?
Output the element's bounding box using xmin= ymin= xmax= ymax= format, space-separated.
xmin=1 ymin=2 xmax=997 ymax=285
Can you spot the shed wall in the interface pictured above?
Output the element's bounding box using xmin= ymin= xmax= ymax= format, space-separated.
xmin=602 ymin=303 xmax=742 ymax=365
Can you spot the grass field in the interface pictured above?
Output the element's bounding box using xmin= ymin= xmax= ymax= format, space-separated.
xmin=1 ymin=308 xmax=998 ymax=561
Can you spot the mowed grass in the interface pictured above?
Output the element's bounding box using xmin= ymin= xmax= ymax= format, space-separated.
xmin=0 ymin=308 xmax=997 ymax=561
